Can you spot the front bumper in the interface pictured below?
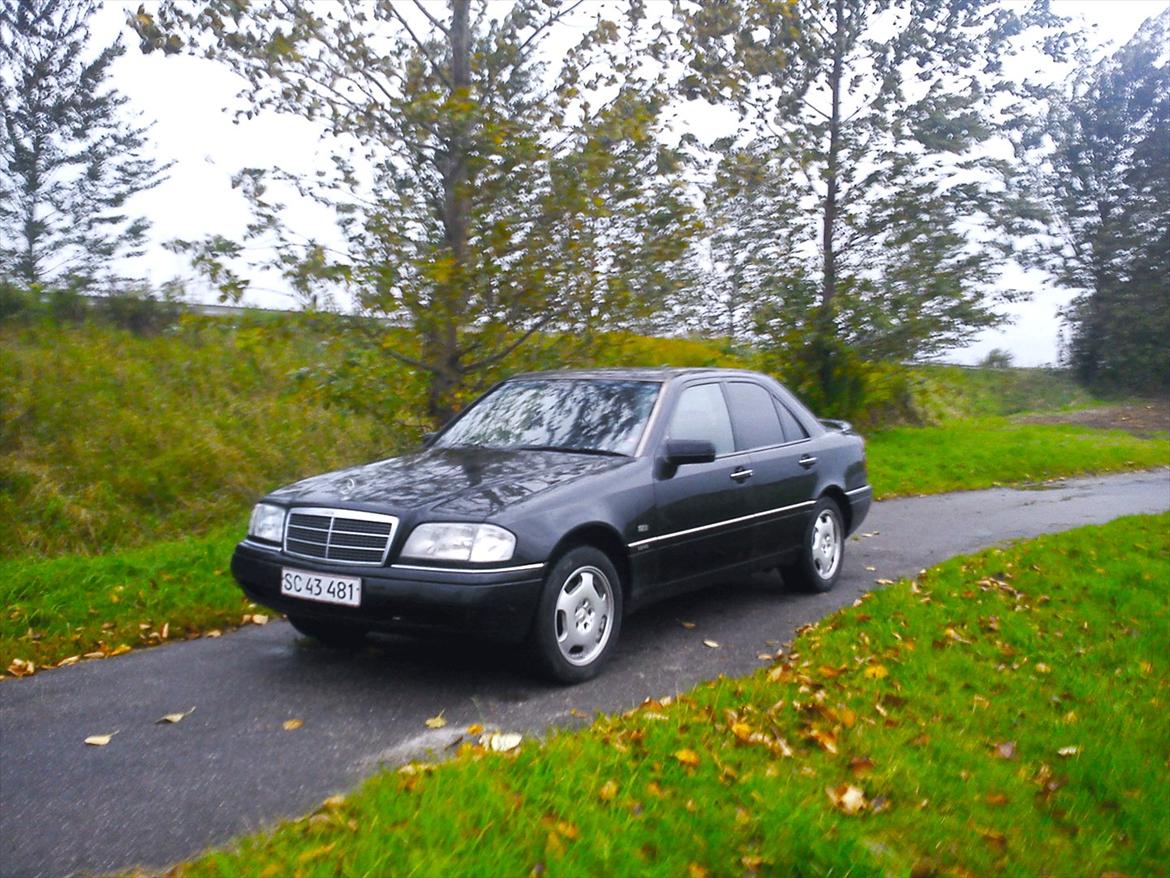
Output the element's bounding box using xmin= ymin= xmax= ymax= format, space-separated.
xmin=231 ymin=541 xmax=545 ymax=643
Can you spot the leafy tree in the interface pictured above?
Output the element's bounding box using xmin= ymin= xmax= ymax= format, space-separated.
xmin=1039 ymin=9 xmax=1169 ymax=392
xmin=675 ymin=0 xmax=1070 ymax=414
xmin=0 ymin=0 xmax=169 ymax=291
xmin=133 ymin=1 xmax=697 ymax=422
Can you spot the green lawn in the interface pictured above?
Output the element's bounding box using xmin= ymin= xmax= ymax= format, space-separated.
xmin=866 ymin=416 xmax=1169 ymax=498
xmin=1 ymin=527 xmax=253 ymax=675
xmin=163 ymin=513 xmax=1169 ymax=878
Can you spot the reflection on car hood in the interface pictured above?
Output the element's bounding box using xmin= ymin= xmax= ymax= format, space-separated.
xmin=266 ymin=447 xmax=629 ymax=518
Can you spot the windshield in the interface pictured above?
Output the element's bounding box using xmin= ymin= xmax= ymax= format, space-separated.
xmin=436 ymin=378 xmax=661 ymax=456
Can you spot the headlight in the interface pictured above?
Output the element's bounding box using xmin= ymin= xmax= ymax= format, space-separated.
xmin=248 ymin=503 xmax=286 ymax=544
xmin=401 ymin=523 xmax=516 ymax=563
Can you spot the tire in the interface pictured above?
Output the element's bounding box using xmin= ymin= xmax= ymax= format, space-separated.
xmin=781 ymin=496 xmax=845 ymax=593
xmin=529 ymin=546 xmax=624 ymax=684
xmin=287 ymin=614 xmax=369 ymax=649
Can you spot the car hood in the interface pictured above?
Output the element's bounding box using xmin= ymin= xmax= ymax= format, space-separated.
xmin=266 ymin=447 xmax=630 ymax=519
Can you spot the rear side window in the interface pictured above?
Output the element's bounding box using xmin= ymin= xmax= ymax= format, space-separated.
xmin=775 ymin=399 xmax=809 ymax=443
xmin=666 ymin=383 xmax=735 ymax=456
xmin=726 ymin=382 xmax=785 ymax=451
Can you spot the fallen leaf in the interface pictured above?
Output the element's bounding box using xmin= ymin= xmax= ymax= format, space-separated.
xmin=702 ymin=639 xmax=720 ymax=649
xmin=598 ymin=779 xmax=619 ymax=802
xmin=1035 ymin=663 xmax=1052 ymax=675
xmin=204 ymin=629 xmax=222 ymax=638
xmin=466 ymin=723 xmax=484 ymax=735
xmin=56 ymin=655 xmax=80 ymax=668
xmin=7 ymin=658 xmax=34 ymax=677
xmin=826 ymin=784 xmax=867 ymax=814
xmin=424 ymin=713 xmax=447 ymax=729
xmin=687 ymin=864 xmax=709 ymax=878
xmin=1057 ymin=746 xmax=1080 ymax=758
xmin=485 ymin=732 xmax=522 ymax=752
xmin=977 ymin=827 xmax=1007 ymax=850
xmin=757 ymin=653 xmax=773 ymax=661
xmin=251 ymin=613 xmax=269 ymax=626
xmin=807 ymin=728 xmax=838 ymax=754
xmin=985 ymin=792 xmax=1010 ymax=806
xmin=156 ymin=707 xmax=196 ymax=724
xmin=992 ymin=740 xmax=1017 ymax=760
xmin=283 ymin=718 xmax=304 ymax=731
xmin=848 ymin=756 xmax=875 ymax=776
xmin=674 ymin=748 xmax=701 ymax=767
xmin=679 ymin=620 xmax=696 ymax=630
xmin=320 ymin=794 xmax=346 ymax=810
xmin=108 ymin=644 xmax=132 ymax=657
xmin=864 ymin=664 xmax=889 ymax=680
xmin=865 ymin=565 xmax=876 ymax=572
xmin=85 ymin=732 xmax=116 ymax=746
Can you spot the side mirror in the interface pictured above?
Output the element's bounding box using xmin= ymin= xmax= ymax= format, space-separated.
xmin=661 ymin=438 xmax=717 ymax=467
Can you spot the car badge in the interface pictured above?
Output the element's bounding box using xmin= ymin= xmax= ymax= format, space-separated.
xmin=341 ymin=477 xmax=356 ymax=499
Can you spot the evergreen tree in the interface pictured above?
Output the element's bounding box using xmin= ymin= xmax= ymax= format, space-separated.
xmin=0 ymin=0 xmax=169 ymax=291
xmin=1041 ymin=9 xmax=1169 ymax=392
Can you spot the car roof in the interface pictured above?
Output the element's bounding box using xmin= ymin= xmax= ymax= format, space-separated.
xmin=507 ymin=366 xmax=766 ymax=383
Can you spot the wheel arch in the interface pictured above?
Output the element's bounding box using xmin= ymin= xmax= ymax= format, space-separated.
xmin=548 ymin=523 xmax=632 ymax=605
xmin=818 ymin=484 xmax=852 ymax=533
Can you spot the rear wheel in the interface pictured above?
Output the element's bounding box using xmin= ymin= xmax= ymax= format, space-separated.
xmin=781 ymin=496 xmax=845 ymax=593
xmin=529 ymin=546 xmax=623 ymax=684
xmin=287 ymin=614 xmax=369 ymax=649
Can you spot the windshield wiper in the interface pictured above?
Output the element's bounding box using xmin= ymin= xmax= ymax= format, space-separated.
xmin=514 ymin=444 xmax=629 ymax=458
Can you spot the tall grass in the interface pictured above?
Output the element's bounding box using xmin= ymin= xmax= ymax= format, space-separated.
xmin=0 ymin=318 xmax=404 ymax=559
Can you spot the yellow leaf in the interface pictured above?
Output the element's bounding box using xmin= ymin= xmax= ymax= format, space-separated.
xmin=1035 ymin=663 xmax=1052 ymax=675
xmin=425 ymin=713 xmax=447 ymax=729
xmin=7 ymin=658 xmax=34 ymax=677
xmin=204 ymin=629 xmax=222 ymax=638
xmin=321 ymin=794 xmax=346 ymax=810
xmin=85 ymin=732 xmax=116 ymax=746
xmin=486 ymin=732 xmax=522 ymax=752
xmin=1057 ymin=746 xmax=1080 ymax=757
xmin=283 ymin=718 xmax=303 ymax=731
xmin=598 ymin=779 xmax=619 ymax=801
xmin=56 ymin=655 xmax=80 ymax=668
xmin=674 ymin=748 xmax=701 ymax=767
xmin=251 ymin=613 xmax=269 ymax=626
xmin=826 ymin=783 xmax=867 ymax=814
xmin=466 ymin=723 xmax=484 ymax=735
xmin=109 ymin=644 xmax=132 ymax=657
xmin=156 ymin=707 xmax=195 ymax=724
xmin=730 ymin=722 xmax=754 ymax=743
xmin=679 ymin=620 xmax=697 ymax=630
xmin=864 ymin=664 xmax=888 ymax=680
xmin=687 ymin=863 xmax=709 ymax=878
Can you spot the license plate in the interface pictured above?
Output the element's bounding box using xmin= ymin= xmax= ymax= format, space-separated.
xmin=280 ymin=567 xmax=362 ymax=607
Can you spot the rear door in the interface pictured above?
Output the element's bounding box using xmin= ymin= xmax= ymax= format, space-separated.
xmin=650 ymin=381 xmax=756 ymax=586
xmin=724 ymin=381 xmax=819 ymax=563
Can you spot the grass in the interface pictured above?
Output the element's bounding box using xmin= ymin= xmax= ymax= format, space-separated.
xmin=0 ymin=318 xmax=405 ymax=559
xmin=866 ymin=416 xmax=1169 ymax=498
xmin=162 ymin=513 xmax=1170 ymax=878
xmin=0 ymin=526 xmax=254 ymax=674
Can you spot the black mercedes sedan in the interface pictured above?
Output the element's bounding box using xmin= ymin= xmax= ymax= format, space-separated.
xmin=232 ymin=368 xmax=871 ymax=682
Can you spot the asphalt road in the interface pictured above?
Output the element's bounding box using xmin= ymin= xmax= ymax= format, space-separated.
xmin=2 ymin=469 xmax=1168 ymax=878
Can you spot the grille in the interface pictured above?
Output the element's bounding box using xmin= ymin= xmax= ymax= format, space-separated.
xmin=284 ymin=508 xmax=398 ymax=566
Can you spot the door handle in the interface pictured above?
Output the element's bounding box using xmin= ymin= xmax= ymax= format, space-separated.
xmin=799 ymin=455 xmax=817 ymax=469
xmin=730 ymin=468 xmax=753 ymax=483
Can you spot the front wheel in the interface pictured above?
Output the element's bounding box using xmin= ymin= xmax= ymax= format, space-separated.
xmin=529 ymin=546 xmax=623 ymax=684
xmin=781 ymin=497 xmax=845 ymax=593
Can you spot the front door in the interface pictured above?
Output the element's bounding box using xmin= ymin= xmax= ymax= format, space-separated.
xmin=650 ymin=382 xmax=756 ymax=586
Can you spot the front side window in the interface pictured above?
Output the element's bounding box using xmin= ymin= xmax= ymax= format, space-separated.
xmin=436 ymin=379 xmax=660 ymax=456
xmin=665 ymin=383 xmax=735 ymax=456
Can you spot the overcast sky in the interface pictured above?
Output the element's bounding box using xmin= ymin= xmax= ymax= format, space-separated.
xmin=90 ymin=0 xmax=1168 ymax=367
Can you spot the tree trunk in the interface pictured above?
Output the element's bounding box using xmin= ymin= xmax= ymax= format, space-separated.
xmin=816 ymin=0 xmax=846 ymax=393
xmin=426 ymin=0 xmax=473 ymax=425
